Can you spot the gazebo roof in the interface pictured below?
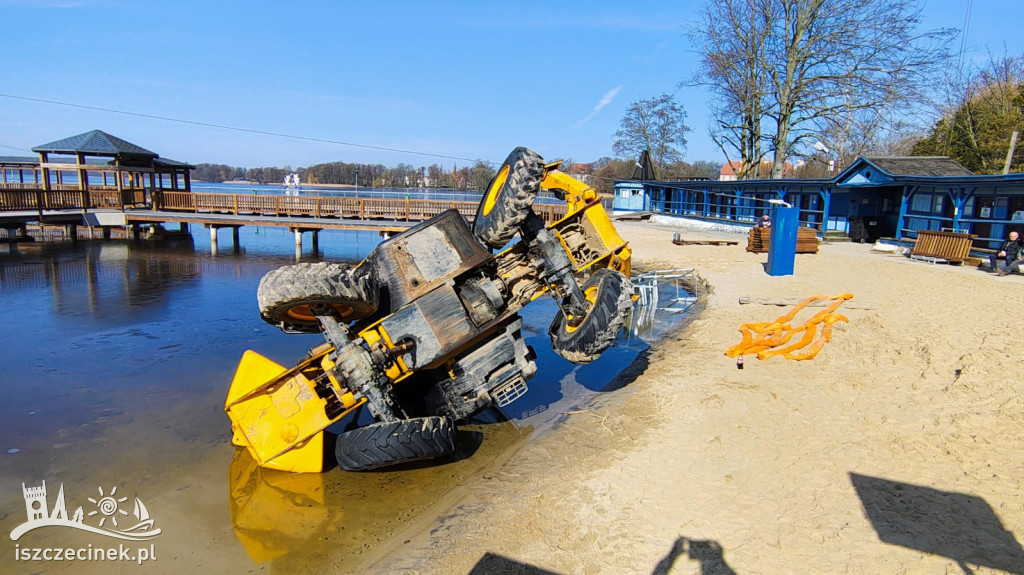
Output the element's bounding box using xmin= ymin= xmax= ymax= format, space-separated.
xmin=32 ymin=130 xmax=158 ymax=158
xmin=154 ymin=157 xmax=196 ymax=169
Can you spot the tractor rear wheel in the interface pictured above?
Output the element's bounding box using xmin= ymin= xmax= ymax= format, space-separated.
xmin=335 ymin=416 xmax=457 ymax=471
xmin=472 ymin=147 xmax=544 ymax=249
xmin=258 ymin=262 xmax=378 ymax=333
xmin=549 ymin=268 xmax=633 ymax=364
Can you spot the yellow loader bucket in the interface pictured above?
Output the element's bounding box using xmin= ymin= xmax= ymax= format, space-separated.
xmin=225 ymin=350 xmax=363 ymax=473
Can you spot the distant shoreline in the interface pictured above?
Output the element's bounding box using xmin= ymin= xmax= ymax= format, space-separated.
xmin=209 ymin=180 xmax=356 ymax=189
xmin=203 ymin=180 xmax=468 ymax=192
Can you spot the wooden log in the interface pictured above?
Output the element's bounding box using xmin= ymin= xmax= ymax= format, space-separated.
xmin=673 ymin=237 xmax=738 ymax=246
xmin=738 ymin=296 xmax=877 ymax=310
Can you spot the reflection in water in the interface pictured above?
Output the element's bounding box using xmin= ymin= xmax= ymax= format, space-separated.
xmin=227 ymin=421 xmax=533 ymax=571
xmin=229 ymin=449 xmax=332 ymax=563
xmin=0 ymin=240 xmax=202 ymax=317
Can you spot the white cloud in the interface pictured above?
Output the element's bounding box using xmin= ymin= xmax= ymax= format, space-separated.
xmin=573 ymin=86 xmax=622 ymax=129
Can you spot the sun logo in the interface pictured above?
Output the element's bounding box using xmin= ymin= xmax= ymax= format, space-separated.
xmin=87 ymin=486 xmax=128 ymax=527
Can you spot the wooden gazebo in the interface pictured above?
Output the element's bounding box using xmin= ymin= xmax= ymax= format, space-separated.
xmin=0 ymin=130 xmax=194 ymax=212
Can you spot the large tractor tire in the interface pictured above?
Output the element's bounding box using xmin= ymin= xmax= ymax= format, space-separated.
xmin=335 ymin=416 xmax=457 ymax=471
xmin=258 ymin=262 xmax=378 ymax=333
xmin=473 ymin=147 xmax=544 ymax=249
xmin=549 ymin=268 xmax=633 ymax=364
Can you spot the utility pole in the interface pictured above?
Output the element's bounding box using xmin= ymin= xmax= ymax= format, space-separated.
xmin=1003 ymin=131 xmax=1019 ymax=174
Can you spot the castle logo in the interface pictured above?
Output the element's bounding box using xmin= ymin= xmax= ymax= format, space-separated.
xmin=10 ymin=481 xmax=161 ymax=542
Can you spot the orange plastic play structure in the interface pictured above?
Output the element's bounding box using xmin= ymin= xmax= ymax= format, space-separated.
xmin=725 ymin=294 xmax=851 ymax=361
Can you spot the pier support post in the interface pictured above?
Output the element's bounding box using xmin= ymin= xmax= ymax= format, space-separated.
xmin=232 ymin=226 xmax=240 ymax=248
xmin=102 ymin=227 xmax=111 ymax=239
xmin=180 ymin=222 xmax=189 ymax=234
xmin=66 ymin=224 xmax=78 ymax=244
xmin=210 ymin=226 xmax=218 ymax=245
xmin=294 ymin=229 xmax=303 ymax=249
xmin=130 ymin=224 xmax=140 ymax=240
xmin=311 ymin=230 xmax=319 ymax=253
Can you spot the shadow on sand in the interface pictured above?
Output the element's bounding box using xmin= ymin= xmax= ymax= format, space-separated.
xmin=468 ymin=536 xmax=737 ymax=575
xmin=851 ymin=472 xmax=1024 ymax=574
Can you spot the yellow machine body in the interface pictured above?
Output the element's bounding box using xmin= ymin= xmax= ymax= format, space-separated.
xmin=225 ymin=349 xmax=364 ymax=472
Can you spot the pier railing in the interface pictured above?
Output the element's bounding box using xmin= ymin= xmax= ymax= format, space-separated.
xmin=0 ymin=188 xmax=146 ymax=210
xmin=0 ymin=189 xmax=568 ymax=224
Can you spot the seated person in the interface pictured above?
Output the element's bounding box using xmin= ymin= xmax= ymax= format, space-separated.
xmin=997 ymin=259 xmax=1023 ymax=275
xmin=757 ymin=214 xmax=772 ymax=228
xmin=990 ymin=230 xmax=1023 ymax=271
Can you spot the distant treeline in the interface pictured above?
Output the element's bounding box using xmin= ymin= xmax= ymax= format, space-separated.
xmin=192 ymin=160 xmax=498 ymax=191
xmin=588 ymin=158 xmax=721 ymax=196
xmin=191 ymin=157 xmax=723 ymax=194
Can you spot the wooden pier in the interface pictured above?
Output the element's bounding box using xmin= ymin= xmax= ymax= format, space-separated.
xmin=0 ymin=189 xmax=570 ymax=251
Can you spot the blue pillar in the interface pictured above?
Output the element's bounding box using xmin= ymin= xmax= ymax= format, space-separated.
xmin=767 ymin=206 xmax=800 ymax=276
xmin=820 ymin=187 xmax=831 ymax=232
xmin=895 ymin=185 xmax=916 ymax=240
xmin=950 ymin=188 xmax=962 ymax=231
xmin=702 ymin=189 xmax=710 ymax=217
xmin=948 ymin=186 xmax=975 ymax=232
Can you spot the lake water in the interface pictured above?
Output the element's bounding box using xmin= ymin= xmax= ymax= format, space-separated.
xmin=0 ymin=225 xmax=687 ymax=573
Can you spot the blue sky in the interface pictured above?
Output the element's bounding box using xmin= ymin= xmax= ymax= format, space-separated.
xmin=0 ymin=0 xmax=1020 ymax=170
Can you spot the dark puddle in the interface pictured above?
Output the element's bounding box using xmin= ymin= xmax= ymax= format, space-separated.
xmin=0 ymin=226 xmax=690 ymax=573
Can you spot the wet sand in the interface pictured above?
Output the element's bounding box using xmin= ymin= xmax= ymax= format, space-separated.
xmin=365 ymin=221 xmax=1024 ymax=574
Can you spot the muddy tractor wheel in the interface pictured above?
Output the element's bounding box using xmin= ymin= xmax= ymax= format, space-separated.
xmin=549 ymin=268 xmax=633 ymax=364
xmin=258 ymin=262 xmax=378 ymax=333
xmin=472 ymin=147 xmax=544 ymax=249
xmin=335 ymin=416 xmax=457 ymax=471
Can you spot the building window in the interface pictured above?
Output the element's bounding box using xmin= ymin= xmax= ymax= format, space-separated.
xmin=911 ymin=193 xmax=932 ymax=212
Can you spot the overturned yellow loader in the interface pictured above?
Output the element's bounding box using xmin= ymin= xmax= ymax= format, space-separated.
xmin=226 ymin=147 xmax=632 ymax=473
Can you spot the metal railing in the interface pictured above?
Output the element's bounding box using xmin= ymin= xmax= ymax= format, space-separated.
xmin=627 ymin=268 xmax=699 ymax=338
xmin=646 ymin=198 xmax=825 ymax=231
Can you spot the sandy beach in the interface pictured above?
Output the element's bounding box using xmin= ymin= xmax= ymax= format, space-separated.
xmin=361 ymin=220 xmax=1024 ymax=574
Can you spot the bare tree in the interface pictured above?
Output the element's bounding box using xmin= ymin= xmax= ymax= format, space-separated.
xmin=691 ymin=0 xmax=955 ymax=178
xmin=612 ymin=94 xmax=691 ymax=174
xmin=689 ymin=0 xmax=772 ymax=179
xmin=469 ymin=160 xmax=496 ymax=192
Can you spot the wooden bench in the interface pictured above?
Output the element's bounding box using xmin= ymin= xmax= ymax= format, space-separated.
xmin=909 ymin=230 xmax=976 ymax=264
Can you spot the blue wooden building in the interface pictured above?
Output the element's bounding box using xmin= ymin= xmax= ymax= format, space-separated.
xmin=614 ymin=156 xmax=1024 ymax=250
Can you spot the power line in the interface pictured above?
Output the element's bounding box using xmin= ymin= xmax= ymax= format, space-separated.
xmin=957 ymin=0 xmax=973 ymax=74
xmin=0 ymin=91 xmax=651 ymax=184
xmin=0 ymin=92 xmax=488 ymax=165
xmin=0 ymin=143 xmax=33 ymax=153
